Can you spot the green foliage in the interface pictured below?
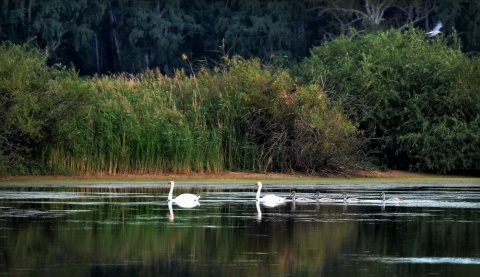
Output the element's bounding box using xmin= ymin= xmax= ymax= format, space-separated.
xmin=39 ymin=55 xmax=362 ymax=175
xmin=299 ymin=28 xmax=480 ymax=173
xmin=0 ymin=42 xmax=48 ymax=141
xmin=216 ymin=57 xmax=361 ymax=173
xmin=45 ymin=68 xmax=254 ymax=174
xmin=292 ymin=84 xmax=362 ymax=173
xmin=0 ymin=42 xmax=93 ymax=174
xmin=5 ymin=27 xmax=480 ymax=175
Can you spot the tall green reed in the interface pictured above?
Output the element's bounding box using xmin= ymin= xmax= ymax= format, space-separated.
xmin=45 ymin=65 xmax=257 ymax=174
xmin=45 ymin=55 xmax=357 ymax=175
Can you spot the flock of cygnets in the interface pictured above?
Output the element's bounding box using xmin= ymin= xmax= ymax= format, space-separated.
xmin=291 ymin=190 xmax=402 ymax=203
xmin=167 ymin=181 xmax=403 ymax=207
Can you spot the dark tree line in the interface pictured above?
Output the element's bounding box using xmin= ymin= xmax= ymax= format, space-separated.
xmin=1 ymin=0 xmax=480 ymax=75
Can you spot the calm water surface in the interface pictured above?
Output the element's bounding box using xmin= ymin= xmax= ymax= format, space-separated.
xmin=1 ymin=179 xmax=480 ymax=276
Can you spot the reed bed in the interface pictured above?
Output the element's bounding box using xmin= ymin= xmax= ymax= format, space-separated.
xmin=41 ymin=56 xmax=358 ymax=175
xmin=44 ymin=65 xmax=258 ymax=175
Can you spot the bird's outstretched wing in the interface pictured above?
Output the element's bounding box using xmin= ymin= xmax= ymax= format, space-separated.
xmin=426 ymin=22 xmax=443 ymax=37
xmin=432 ymin=22 xmax=443 ymax=32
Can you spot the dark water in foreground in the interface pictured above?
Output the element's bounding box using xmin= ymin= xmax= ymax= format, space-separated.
xmin=1 ymin=180 xmax=480 ymax=277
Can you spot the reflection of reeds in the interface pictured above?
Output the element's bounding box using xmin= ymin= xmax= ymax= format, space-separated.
xmin=2 ymin=199 xmax=360 ymax=276
xmin=4 ymin=185 xmax=480 ymax=276
xmin=68 ymin=186 xmax=218 ymax=195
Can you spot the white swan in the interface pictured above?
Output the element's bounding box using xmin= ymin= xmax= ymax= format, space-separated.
xmin=167 ymin=181 xmax=200 ymax=208
xmin=314 ymin=191 xmax=335 ymax=202
xmin=381 ymin=192 xmax=403 ymax=202
xmin=255 ymin=182 xmax=286 ymax=203
xmin=342 ymin=192 xmax=359 ymax=203
xmin=291 ymin=190 xmax=315 ymax=202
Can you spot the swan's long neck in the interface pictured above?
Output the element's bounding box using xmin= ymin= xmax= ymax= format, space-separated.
xmin=256 ymin=184 xmax=262 ymax=200
xmin=168 ymin=182 xmax=174 ymax=201
xmin=381 ymin=193 xmax=385 ymax=202
xmin=291 ymin=192 xmax=296 ymax=201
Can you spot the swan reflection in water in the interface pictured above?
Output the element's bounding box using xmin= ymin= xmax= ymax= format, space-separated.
xmin=255 ymin=199 xmax=285 ymax=221
xmin=255 ymin=201 xmax=262 ymax=221
xmin=167 ymin=201 xmax=175 ymax=221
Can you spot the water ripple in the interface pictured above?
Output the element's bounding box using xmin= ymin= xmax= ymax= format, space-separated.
xmin=359 ymin=256 xmax=480 ymax=264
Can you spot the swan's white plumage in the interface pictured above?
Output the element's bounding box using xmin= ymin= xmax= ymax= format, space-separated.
xmin=255 ymin=182 xmax=285 ymax=203
xmin=167 ymin=181 xmax=200 ymax=206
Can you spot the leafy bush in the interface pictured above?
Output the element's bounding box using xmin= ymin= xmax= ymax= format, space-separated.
xmin=0 ymin=42 xmax=92 ymax=174
xmin=299 ymin=28 xmax=480 ymax=173
xmin=219 ymin=57 xmax=362 ymax=173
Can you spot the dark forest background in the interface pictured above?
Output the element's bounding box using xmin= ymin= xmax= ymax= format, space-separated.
xmin=2 ymin=0 xmax=480 ymax=75
xmin=1 ymin=0 xmax=480 ymax=176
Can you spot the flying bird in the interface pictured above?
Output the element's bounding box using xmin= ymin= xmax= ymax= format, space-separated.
xmin=426 ymin=22 xmax=442 ymax=37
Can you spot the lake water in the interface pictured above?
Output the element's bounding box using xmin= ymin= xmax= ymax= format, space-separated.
xmin=1 ymin=179 xmax=480 ymax=276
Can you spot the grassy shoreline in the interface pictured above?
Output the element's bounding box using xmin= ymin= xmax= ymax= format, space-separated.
xmin=1 ymin=170 xmax=478 ymax=184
